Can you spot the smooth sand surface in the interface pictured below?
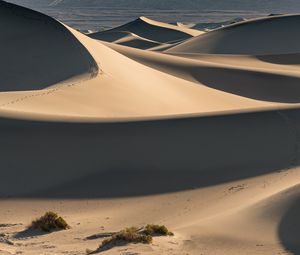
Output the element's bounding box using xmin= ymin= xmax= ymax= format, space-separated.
xmin=0 ymin=1 xmax=300 ymax=255
xmin=89 ymin=30 xmax=164 ymax=50
xmin=0 ymin=1 xmax=98 ymax=91
xmin=88 ymin=16 xmax=203 ymax=50
xmin=166 ymin=14 xmax=300 ymax=55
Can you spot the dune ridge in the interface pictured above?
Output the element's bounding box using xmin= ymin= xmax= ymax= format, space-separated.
xmin=0 ymin=2 xmax=300 ymax=255
xmin=166 ymin=14 xmax=300 ymax=55
xmin=88 ymin=16 xmax=202 ymax=50
xmin=89 ymin=30 xmax=165 ymax=50
xmin=0 ymin=1 xmax=98 ymax=92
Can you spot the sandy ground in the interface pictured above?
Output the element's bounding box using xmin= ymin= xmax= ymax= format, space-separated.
xmin=1 ymin=167 xmax=300 ymax=255
xmin=0 ymin=1 xmax=300 ymax=254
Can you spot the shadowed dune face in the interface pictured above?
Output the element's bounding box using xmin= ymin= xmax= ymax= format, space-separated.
xmin=89 ymin=31 xmax=162 ymax=50
xmin=91 ymin=17 xmax=193 ymax=44
xmin=188 ymin=67 xmax=300 ymax=103
xmin=278 ymin=189 xmax=300 ymax=254
xmin=0 ymin=1 xmax=98 ymax=91
xmin=257 ymin=53 xmax=300 ymax=65
xmin=116 ymin=38 xmax=161 ymax=50
xmin=237 ymin=184 xmax=300 ymax=254
xmin=0 ymin=108 xmax=299 ymax=198
xmin=109 ymin=45 xmax=300 ymax=103
xmin=89 ymin=31 xmax=134 ymax=42
xmin=167 ymin=14 xmax=300 ymax=55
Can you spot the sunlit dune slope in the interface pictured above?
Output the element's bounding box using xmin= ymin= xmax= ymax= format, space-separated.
xmin=167 ymin=14 xmax=300 ymax=55
xmin=89 ymin=16 xmax=202 ymax=45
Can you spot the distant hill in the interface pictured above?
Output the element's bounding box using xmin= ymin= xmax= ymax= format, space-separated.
xmin=5 ymin=0 xmax=300 ymax=12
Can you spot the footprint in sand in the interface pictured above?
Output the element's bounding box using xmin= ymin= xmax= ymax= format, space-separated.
xmin=228 ymin=184 xmax=247 ymax=193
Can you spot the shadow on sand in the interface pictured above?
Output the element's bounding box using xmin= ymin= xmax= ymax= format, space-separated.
xmin=13 ymin=229 xmax=48 ymax=239
xmin=0 ymin=108 xmax=299 ymax=198
xmin=31 ymin=166 xmax=287 ymax=198
xmin=189 ymin=66 xmax=300 ymax=103
xmin=278 ymin=195 xmax=300 ymax=255
xmin=257 ymin=53 xmax=300 ymax=65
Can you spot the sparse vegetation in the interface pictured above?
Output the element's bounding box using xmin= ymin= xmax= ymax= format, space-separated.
xmin=28 ymin=211 xmax=70 ymax=232
xmin=89 ymin=224 xmax=173 ymax=253
xmin=142 ymin=224 xmax=174 ymax=236
xmin=96 ymin=227 xmax=152 ymax=252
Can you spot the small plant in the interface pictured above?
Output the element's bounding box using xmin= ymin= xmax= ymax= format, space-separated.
xmin=29 ymin=211 xmax=70 ymax=232
xmin=142 ymin=224 xmax=174 ymax=236
xmin=96 ymin=227 xmax=152 ymax=252
xmin=115 ymin=227 xmax=152 ymax=243
xmin=89 ymin=224 xmax=173 ymax=253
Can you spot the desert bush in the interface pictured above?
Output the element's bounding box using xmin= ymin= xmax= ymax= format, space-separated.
xmin=142 ymin=224 xmax=174 ymax=236
xmin=29 ymin=211 xmax=70 ymax=232
xmin=90 ymin=224 xmax=173 ymax=253
xmin=97 ymin=227 xmax=152 ymax=252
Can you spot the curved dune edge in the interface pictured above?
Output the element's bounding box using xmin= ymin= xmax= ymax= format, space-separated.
xmin=105 ymin=42 xmax=300 ymax=103
xmin=0 ymin=1 xmax=99 ymax=92
xmin=87 ymin=17 xmax=196 ymax=50
xmin=1 ymin=4 xmax=300 ymax=121
xmin=89 ymin=30 xmax=167 ymax=50
xmin=88 ymin=16 xmax=203 ymax=47
xmin=138 ymin=16 xmax=203 ymax=37
xmin=1 ymin=25 xmax=300 ymax=121
xmin=1 ymin=163 xmax=300 ymax=254
xmin=166 ymin=14 xmax=300 ymax=55
xmin=175 ymin=170 xmax=300 ymax=255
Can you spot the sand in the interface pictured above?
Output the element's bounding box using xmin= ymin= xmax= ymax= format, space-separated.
xmin=166 ymin=14 xmax=300 ymax=55
xmin=0 ymin=1 xmax=300 ymax=255
xmin=88 ymin=16 xmax=203 ymax=50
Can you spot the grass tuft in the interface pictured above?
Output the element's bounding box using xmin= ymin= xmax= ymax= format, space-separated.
xmin=29 ymin=211 xmax=70 ymax=232
xmin=90 ymin=224 xmax=173 ymax=253
xmin=142 ymin=224 xmax=174 ymax=236
xmin=97 ymin=227 xmax=152 ymax=252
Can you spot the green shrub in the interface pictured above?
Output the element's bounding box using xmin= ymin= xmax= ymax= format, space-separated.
xmin=29 ymin=211 xmax=70 ymax=232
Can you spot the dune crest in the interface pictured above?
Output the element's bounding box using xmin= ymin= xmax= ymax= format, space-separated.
xmin=89 ymin=16 xmax=203 ymax=50
xmin=0 ymin=1 xmax=98 ymax=92
xmin=167 ymin=14 xmax=300 ymax=55
xmin=89 ymin=30 xmax=164 ymax=50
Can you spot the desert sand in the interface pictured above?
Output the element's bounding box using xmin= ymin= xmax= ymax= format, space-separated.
xmin=0 ymin=1 xmax=300 ymax=255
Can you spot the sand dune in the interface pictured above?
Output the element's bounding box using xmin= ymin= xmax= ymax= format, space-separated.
xmin=88 ymin=16 xmax=202 ymax=50
xmin=0 ymin=2 xmax=300 ymax=255
xmin=0 ymin=25 xmax=291 ymax=120
xmin=105 ymin=42 xmax=300 ymax=103
xmin=167 ymin=14 xmax=300 ymax=55
xmin=89 ymin=30 xmax=165 ymax=50
xmin=1 ymin=108 xmax=300 ymax=197
xmin=0 ymin=1 xmax=98 ymax=92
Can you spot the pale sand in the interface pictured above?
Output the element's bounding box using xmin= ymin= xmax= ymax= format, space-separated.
xmin=0 ymin=1 xmax=300 ymax=255
xmin=88 ymin=16 xmax=203 ymax=50
xmin=166 ymin=14 xmax=300 ymax=55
